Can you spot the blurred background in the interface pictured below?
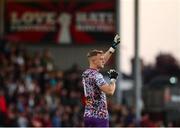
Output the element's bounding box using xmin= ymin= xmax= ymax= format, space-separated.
xmin=0 ymin=0 xmax=179 ymax=127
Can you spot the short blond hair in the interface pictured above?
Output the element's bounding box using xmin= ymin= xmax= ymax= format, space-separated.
xmin=87 ymin=49 xmax=104 ymax=58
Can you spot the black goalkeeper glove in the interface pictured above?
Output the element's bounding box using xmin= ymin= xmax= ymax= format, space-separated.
xmin=108 ymin=34 xmax=120 ymax=53
xmin=107 ymin=69 xmax=119 ymax=80
xmin=112 ymin=34 xmax=120 ymax=49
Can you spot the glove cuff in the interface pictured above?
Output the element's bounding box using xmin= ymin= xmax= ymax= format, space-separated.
xmin=110 ymin=78 xmax=116 ymax=83
xmin=109 ymin=47 xmax=115 ymax=53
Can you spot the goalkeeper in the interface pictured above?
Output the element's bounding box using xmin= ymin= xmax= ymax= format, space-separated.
xmin=82 ymin=34 xmax=120 ymax=127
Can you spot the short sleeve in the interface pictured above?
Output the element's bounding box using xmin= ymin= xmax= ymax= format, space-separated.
xmin=95 ymin=73 xmax=107 ymax=87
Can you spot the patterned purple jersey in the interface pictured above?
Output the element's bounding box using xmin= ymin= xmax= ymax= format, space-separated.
xmin=82 ymin=68 xmax=109 ymax=119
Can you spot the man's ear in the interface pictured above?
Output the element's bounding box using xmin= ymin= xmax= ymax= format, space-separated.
xmin=88 ymin=55 xmax=97 ymax=64
xmin=91 ymin=56 xmax=97 ymax=62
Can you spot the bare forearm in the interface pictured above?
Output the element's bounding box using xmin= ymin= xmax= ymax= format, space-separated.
xmin=108 ymin=79 xmax=116 ymax=95
xmin=104 ymin=47 xmax=115 ymax=64
xmin=99 ymin=81 xmax=116 ymax=95
xmin=104 ymin=34 xmax=120 ymax=64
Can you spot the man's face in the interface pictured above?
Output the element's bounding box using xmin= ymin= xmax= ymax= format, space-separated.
xmin=93 ymin=53 xmax=105 ymax=69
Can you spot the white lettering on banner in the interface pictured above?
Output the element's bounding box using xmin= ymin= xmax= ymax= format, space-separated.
xmin=10 ymin=12 xmax=56 ymax=31
xmin=9 ymin=11 xmax=115 ymax=33
xmin=11 ymin=25 xmax=55 ymax=31
xmin=76 ymin=12 xmax=114 ymax=32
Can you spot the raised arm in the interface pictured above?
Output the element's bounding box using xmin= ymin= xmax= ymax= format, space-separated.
xmin=104 ymin=34 xmax=120 ymax=64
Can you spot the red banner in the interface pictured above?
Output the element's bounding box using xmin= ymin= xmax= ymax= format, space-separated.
xmin=5 ymin=0 xmax=116 ymax=44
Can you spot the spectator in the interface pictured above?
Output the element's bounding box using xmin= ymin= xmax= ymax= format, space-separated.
xmin=140 ymin=112 xmax=156 ymax=127
xmin=0 ymin=89 xmax=7 ymax=126
xmin=52 ymin=107 xmax=62 ymax=127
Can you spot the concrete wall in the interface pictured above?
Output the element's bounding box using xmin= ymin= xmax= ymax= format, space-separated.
xmin=24 ymin=44 xmax=115 ymax=71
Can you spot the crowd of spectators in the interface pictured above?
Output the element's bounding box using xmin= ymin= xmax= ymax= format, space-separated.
xmin=0 ymin=40 xmax=176 ymax=127
xmin=0 ymin=41 xmax=85 ymax=127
